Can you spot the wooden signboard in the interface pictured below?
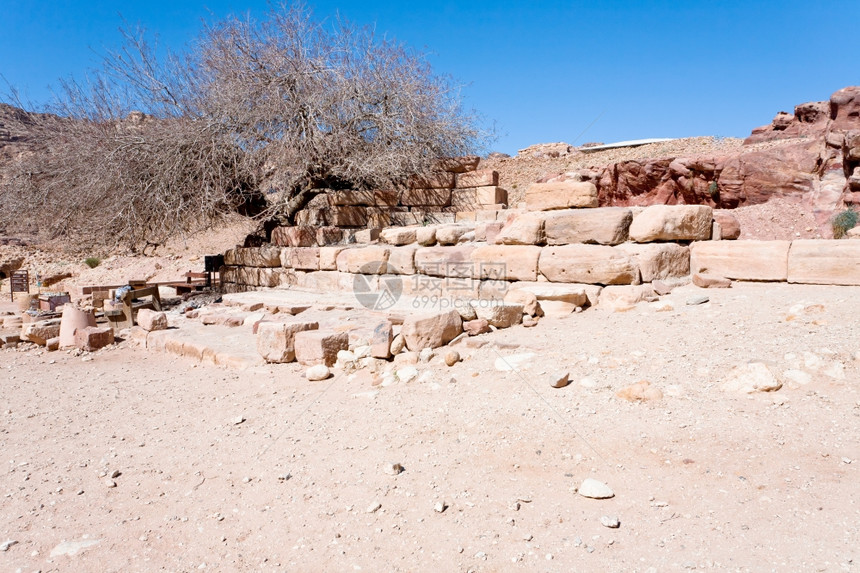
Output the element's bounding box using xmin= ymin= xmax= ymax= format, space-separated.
xmin=10 ymin=270 xmax=29 ymax=301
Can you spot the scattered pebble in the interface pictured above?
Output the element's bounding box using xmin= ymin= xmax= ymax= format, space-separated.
xmin=0 ymin=540 xmax=17 ymax=551
xmin=600 ymin=515 xmax=620 ymax=528
xmin=104 ymin=478 xmax=117 ymax=488
xmin=444 ymin=350 xmax=460 ymax=367
xmin=232 ymin=416 xmax=246 ymax=425
xmin=578 ymin=478 xmax=614 ymax=499
xmin=686 ymin=295 xmax=710 ymax=306
xmin=383 ymin=462 xmax=404 ymax=476
xmin=434 ymin=501 xmax=447 ymax=513
xmin=549 ymin=372 xmax=570 ymax=389
xmin=366 ymin=502 xmax=382 ymax=513
xmin=305 ymin=364 xmax=331 ymax=381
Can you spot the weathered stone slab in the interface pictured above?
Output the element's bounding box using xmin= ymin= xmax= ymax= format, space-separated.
xmin=380 ymin=227 xmax=418 ymax=246
xmin=435 ymin=225 xmax=474 ymax=245
xmin=74 ymin=326 xmax=114 ymax=351
xmin=257 ymin=321 xmax=319 ymax=363
xmin=271 ymin=227 xmax=317 ymax=248
xmin=690 ymin=240 xmax=789 ymax=281
xmin=336 ymin=246 xmax=391 ymax=274
xmin=451 ymin=187 xmax=508 ymax=208
xmin=330 ymin=190 xmax=375 ymax=206
xmin=526 ymin=181 xmax=598 ymax=211
xmin=408 ymin=172 xmax=455 ymax=189
xmin=787 ymin=239 xmax=860 ymax=285
xmin=615 ymin=243 xmax=690 ymax=282
xmin=544 ymin=207 xmax=632 ymax=245
xmin=328 ymin=206 xmax=368 ymax=227
xmin=401 ymin=310 xmax=463 ymax=350
xmin=539 ymin=245 xmax=638 ymax=285
xmin=316 ymin=227 xmax=344 ymax=246
xmin=471 ymin=245 xmax=540 ymax=282
xmin=455 ymin=169 xmax=499 ymax=188
xmin=436 ymin=155 xmax=480 ymax=173
xmin=21 ymin=319 xmax=61 ymax=346
xmin=629 ymin=205 xmax=713 ymax=242
xmin=400 ymin=188 xmax=452 ymax=206
xmin=137 ymin=309 xmax=168 ymax=332
xmin=225 ymin=246 xmax=282 ymax=267
xmin=496 ymin=212 xmax=545 ymax=245
xmin=294 ymin=330 xmax=350 ymax=366
xmin=713 ymin=210 xmax=741 ymax=240
xmin=287 ymin=247 xmax=320 ymax=271
xmin=474 ymin=302 xmax=523 ymax=328
xmin=414 ymin=246 xmax=477 ymax=278
xmin=388 ymin=245 xmax=419 ymax=275
xmin=319 ymin=246 xmax=349 ymax=271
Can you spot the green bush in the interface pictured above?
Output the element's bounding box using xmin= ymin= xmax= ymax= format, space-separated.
xmin=832 ymin=209 xmax=859 ymax=239
xmin=84 ymin=257 xmax=101 ymax=269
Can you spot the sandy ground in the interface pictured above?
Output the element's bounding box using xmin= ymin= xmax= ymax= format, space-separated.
xmin=1 ymin=281 xmax=859 ymax=572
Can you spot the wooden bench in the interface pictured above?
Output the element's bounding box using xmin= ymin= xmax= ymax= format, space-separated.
xmin=104 ymin=286 xmax=162 ymax=330
xmin=166 ymin=270 xmax=220 ymax=295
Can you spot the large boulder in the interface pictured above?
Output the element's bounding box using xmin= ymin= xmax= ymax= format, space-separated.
xmin=256 ymin=321 xmax=319 ymax=363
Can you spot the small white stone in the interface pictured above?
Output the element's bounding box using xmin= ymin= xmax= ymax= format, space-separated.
xmin=396 ymin=366 xmax=419 ymax=384
xmin=0 ymin=540 xmax=17 ymax=552
xmin=444 ymin=350 xmax=460 ymax=367
xmin=366 ymin=502 xmax=382 ymax=513
xmin=306 ymin=364 xmax=331 ymax=381
xmin=419 ymin=348 xmax=434 ymax=363
xmin=232 ymin=416 xmax=246 ymax=425
xmin=600 ymin=515 xmax=620 ymax=528
xmin=578 ymin=478 xmax=614 ymax=499
xmin=353 ymin=345 xmax=371 ymax=359
xmin=104 ymin=478 xmax=117 ymax=488
xmin=434 ymin=501 xmax=447 ymax=513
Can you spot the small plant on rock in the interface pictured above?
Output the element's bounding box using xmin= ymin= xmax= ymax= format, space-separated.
xmin=84 ymin=257 xmax=101 ymax=269
xmin=832 ymin=208 xmax=859 ymax=239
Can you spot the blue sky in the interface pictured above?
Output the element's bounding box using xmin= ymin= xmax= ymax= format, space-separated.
xmin=2 ymin=1 xmax=857 ymax=155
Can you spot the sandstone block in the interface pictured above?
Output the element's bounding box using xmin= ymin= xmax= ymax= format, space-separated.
xmin=544 ymin=207 xmax=632 ymax=245
xmin=288 ymin=247 xmax=320 ymax=271
xmin=503 ymin=289 xmax=542 ymax=317
xmin=787 ymin=240 xmax=860 ymax=285
xmin=354 ymin=228 xmax=381 ymax=243
xmin=507 ymin=282 xmax=594 ymax=315
xmin=713 ymin=210 xmax=741 ymax=240
xmin=390 ymin=211 xmax=423 ymax=226
xmin=256 ymin=321 xmax=319 ymax=363
xmin=470 ymin=245 xmax=540 ymax=282
xmin=136 ymin=309 xmax=168 ymax=332
xmin=74 ymin=326 xmax=114 ymax=351
xmin=370 ymin=321 xmax=393 ymax=359
xmin=367 ymin=207 xmax=391 ymax=229
xmin=456 ymin=169 xmax=499 ymax=188
xmin=615 ymin=243 xmax=690 ymax=282
xmin=526 ymin=181 xmax=598 ymax=211
xmin=690 ymin=240 xmax=789 ymax=281
xmin=400 ymin=189 xmax=452 ymax=206
xmin=435 ymin=225 xmax=474 ymax=245
xmin=496 ymin=212 xmax=545 ymax=245
xmin=319 ymin=246 xmax=349 ymax=271
xmin=416 ymin=226 xmax=438 ymax=246
xmin=401 ymin=309 xmax=463 ymax=350
xmin=373 ymin=189 xmax=400 ymax=207
xmin=539 ymin=245 xmax=638 ymax=285
xmin=380 ymin=227 xmax=418 ymax=246
xmin=316 ymin=227 xmax=344 ymax=246
xmin=59 ymin=306 xmax=97 ymax=348
xmin=692 ymin=273 xmax=732 ymax=288
xmin=408 ymin=172 xmax=455 ymax=189
xmin=629 ymin=205 xmax=713 ymax=242
xmin=388 ymin=245 xmax=419 ymax=275
xmin=436 ymin=155 xmax=480 ymax=173
xmin=463 ymin=318 xmax=491 ymax=336
xmin=598 ymin=284 xmax=657 ymax=310
xmin=451 ymin=187 xmax=508 ymax=209
xmin=474 ymin=302 xmax=523 ymax=328
xmin=271 ymin=227 xmax=317 ymax=248
xmin=330 ymin=190 xmax=375 ymax=206
xmin=414 ymin=246 xmax=477 ymax=278
xmin=21 ymin=319 xmax=61 ymax=346
xmin=225 ymin=246 xmax=283 ymax=267
xmin=329 ymin=206 xmax=368 ymax=227
xmin=294 ymin=330 xmax=350 ymax=366
xmin=336 ymin=246 xmax=391 ymax=274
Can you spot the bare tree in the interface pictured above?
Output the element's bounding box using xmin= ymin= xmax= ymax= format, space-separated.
xmin=0 ymin=4 xmax=485 ymax=250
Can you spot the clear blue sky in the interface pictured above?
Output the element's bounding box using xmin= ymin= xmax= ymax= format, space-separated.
xmin=2 ymin=1 xmax=857 ymax=155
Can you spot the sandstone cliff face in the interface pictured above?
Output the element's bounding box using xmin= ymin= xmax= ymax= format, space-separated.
xmin=554 ymin=87 xmax=860 ymax=236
